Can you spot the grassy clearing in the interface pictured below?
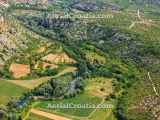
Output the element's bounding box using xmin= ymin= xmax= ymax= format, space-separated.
xmin=84 ymin=77 xmax=114 ymax=119
xmin=88 ymin=104 xmax=114 ymax=120
xmin=35 ymin=94 xmax=102 ymax=118
xmin=55 ymin=66 xmax=77 ymax=77
xmin=80 ymin=44 xmax=107 ymax=64
xmin=6 ymin=77 xmax=51 ymax=89
xmin=84 ymin=77 xmax=113 ymax=98
xmin=84 ymin=50 xmax=106 ymax=64
xmin=89 ymin=108 xmax=110 ymax=120
xmin=0 ymin=80 xmax=28 ymax=105
xmin=105 ymin=112 xmax=117 ymax=120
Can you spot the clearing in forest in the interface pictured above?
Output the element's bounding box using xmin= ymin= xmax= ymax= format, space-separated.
xmin=85 ymin=77 xmax=113 ymax=98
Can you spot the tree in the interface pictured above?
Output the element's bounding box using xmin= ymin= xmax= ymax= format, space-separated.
xmin=0 ymin=105 xmax=8 ymax=120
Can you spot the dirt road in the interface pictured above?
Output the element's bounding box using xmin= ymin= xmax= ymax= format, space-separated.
xmin=148 ymin=72 xmax=159 ymax=96
xmin=31 ymin=108 xmax=71 ymax=120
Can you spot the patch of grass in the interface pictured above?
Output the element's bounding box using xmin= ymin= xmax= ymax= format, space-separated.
xmin=105 ymin=112 xmax=117 ymax=120
xmin=84 ymin=77 xmax=113 ymax=98
xmin=35 ymin=94 xmax=102 ymax=117
xmin=88 ymin=103 xmax=113 ymax=120
xmin=84 ymin=50 xmax=106 ymax=64
xmin=0 ymin=80 xmax=28 ymax=105
xmin=81 ymin=44 xmax=107 ymax=64
xmin=7 ymin=77 xmax=52 ymax=89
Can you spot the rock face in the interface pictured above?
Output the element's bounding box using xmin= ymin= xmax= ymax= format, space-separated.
xmin=48 ymin=0 xmax=58 ymax=4
xmin=139 ymin=96 xmax=160 ymax=120
xmin=108 ymin=4 xmax=121 ymax=11
xmin=0 ymin=34 xmax=17 ymax=50
xmin=0 ymin=27 xmax=25 ymax=65
xmin=0 ymin=18 xmax=40 ymax=66
xmin=71 ymin=2 xmax=99 ymax=12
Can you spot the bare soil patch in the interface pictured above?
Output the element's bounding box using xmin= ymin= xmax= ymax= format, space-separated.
xmin=31 ymin=108 xmax=71 ymax=120
xmin=36 ymin=47 xmax=46 ymax=53
xmin=9 ymin=63 xmax=30 ymax=79
xmin=42 ymin=53 xmax=76 ymax=64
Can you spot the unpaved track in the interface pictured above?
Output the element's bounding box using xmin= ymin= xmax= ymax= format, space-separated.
xmin=31 ymin=108 xmax=71 ymax=120
xmin=148 ymin=72 xmax=159 ymax=96
xmin=88 ymin=98 xmax=105 ymax=118
xmin=129 ymin=9 xmax=155 ymax=29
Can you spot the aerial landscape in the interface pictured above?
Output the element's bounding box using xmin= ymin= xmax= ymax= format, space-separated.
xmin=0 ymin=0 xmax=159 ymax=120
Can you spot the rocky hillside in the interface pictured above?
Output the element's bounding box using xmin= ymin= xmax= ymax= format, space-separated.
xmin=132 ymin=0 xmax=160 ymax=5
xmin=0 ymin=15 xmax=46 ymax=66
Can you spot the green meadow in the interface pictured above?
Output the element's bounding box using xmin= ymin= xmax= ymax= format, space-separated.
xmin=0 ymin=80 xmax=28 ymax=105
